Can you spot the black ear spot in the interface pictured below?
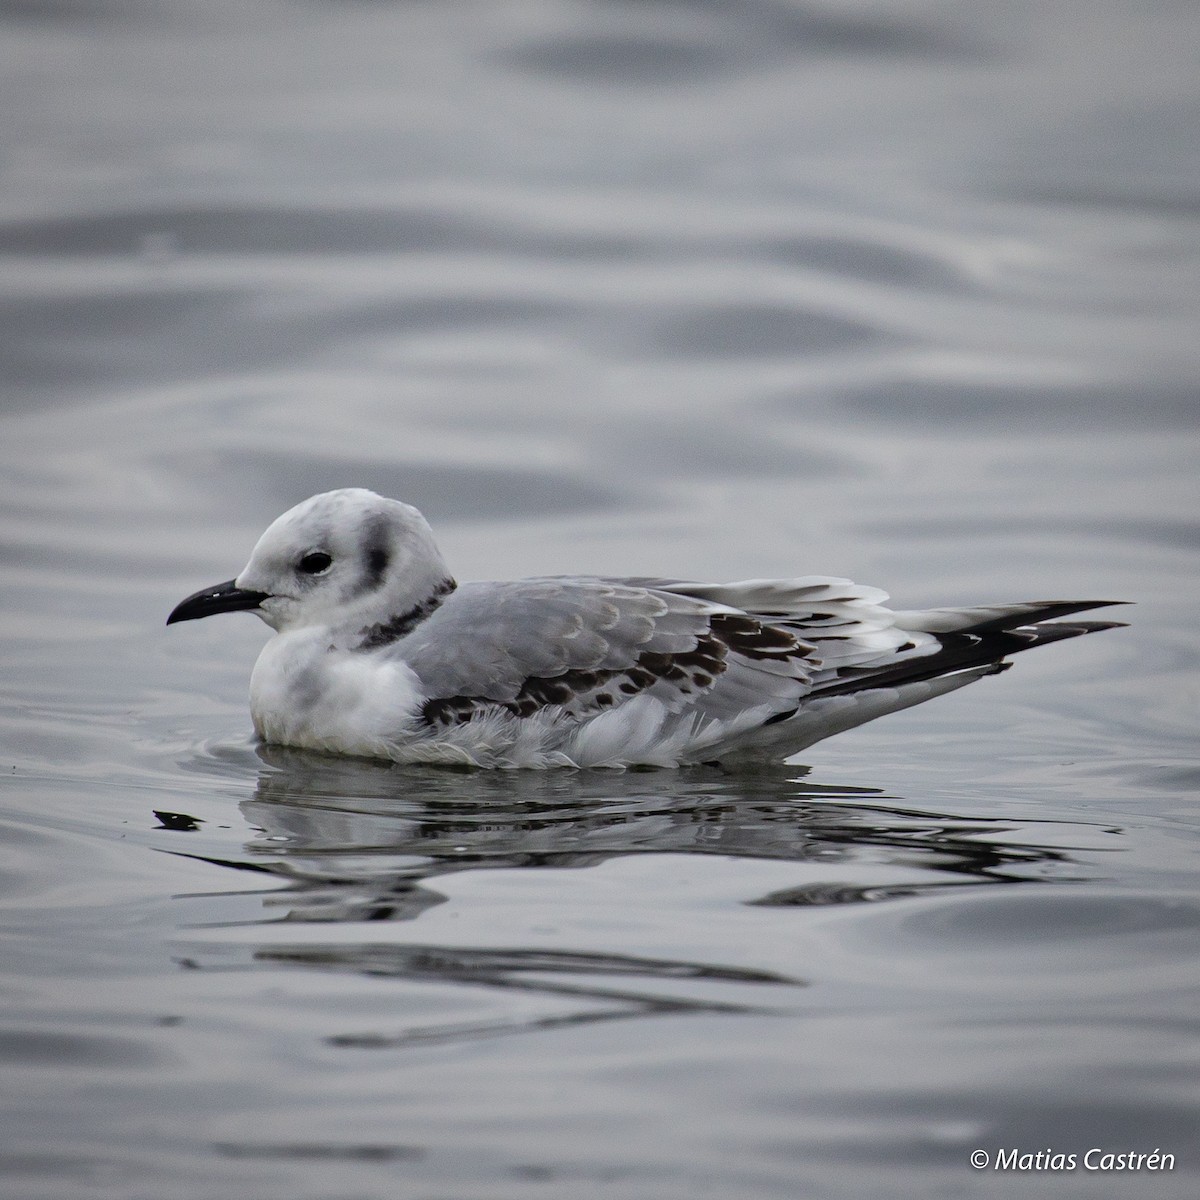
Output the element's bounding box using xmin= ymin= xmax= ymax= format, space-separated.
xmin=366 ymin=545 xmax=390 ymax=583
xmin=361 ymin=516 xmax=391 ymax=589
xmin=298 ymin=551 xmax=333 ymax=575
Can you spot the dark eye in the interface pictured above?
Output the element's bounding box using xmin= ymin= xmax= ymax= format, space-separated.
xmin=298 ymin=551 xmax=333 ymax=575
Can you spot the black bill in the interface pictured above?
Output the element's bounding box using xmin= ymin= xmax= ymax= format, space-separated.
xmin=166 ymin=579 xmax=270 ymax=625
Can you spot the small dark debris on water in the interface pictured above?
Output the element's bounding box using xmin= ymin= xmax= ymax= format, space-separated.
xmin=154 ymin=810 xmax=203 ymax=831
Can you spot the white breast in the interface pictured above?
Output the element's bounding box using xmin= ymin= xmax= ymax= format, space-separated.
xmin=249 ymin=629 xmax=424 ymax=758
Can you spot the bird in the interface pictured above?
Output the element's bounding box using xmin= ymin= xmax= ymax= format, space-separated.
xmin=166 ymin=488 xmax=1126 ymax=769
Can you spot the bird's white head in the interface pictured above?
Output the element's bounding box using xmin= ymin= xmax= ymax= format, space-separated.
xmin=168 ymin=488 xmax=455 ymax=642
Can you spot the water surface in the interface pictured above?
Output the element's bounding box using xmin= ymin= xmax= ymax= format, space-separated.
xmin=1 ymin=2 xmax=1198 ymax=1197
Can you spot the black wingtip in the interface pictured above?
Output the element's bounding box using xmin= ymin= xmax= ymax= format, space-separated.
xmin=1009 ymin=618 xmax=1129 ymax=650
xmin=959 ymin=600 xmax=1131 ymax=635
xmin=814 ymin=610 xmax=1126 ymax=701
xmin=1070 ymin=620 xmax=1130 ymax=632
xmin=1057 ymin=601 xmax=1131 ymax=615
xmin=1028 ymin=600 xmax=1132 ymax=617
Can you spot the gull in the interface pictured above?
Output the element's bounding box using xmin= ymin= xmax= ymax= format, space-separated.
xmin=167 ymin=488 xmax=1126 ymax=769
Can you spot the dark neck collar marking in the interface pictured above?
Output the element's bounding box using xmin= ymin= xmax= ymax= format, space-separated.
xmin=358 ymin=578 xmax=457 ymax=649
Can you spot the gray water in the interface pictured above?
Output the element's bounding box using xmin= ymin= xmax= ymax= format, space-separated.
xmin=2 ymin=1 xmax=1198 ymax=1197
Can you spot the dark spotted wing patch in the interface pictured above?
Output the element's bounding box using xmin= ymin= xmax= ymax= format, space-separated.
xmin=420 ymin=613 xmax=814 ymax=727
xmin=711 ymin=612 xmax=808 ymax=658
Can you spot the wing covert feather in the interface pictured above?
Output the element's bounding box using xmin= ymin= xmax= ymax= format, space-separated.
xmin=394 ymin=578 xmax=714 ymax=702
xmin=391 ymin=577 xmax=818 ymax=724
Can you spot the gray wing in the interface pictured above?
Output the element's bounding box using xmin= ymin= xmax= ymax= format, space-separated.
xmin=390 ymin=577 xmax=819 ymax=726
xmin=614 ymin=577 xmax=1127 ymax=696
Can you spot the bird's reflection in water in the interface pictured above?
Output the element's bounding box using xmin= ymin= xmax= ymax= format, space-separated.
xmin=232 ymin=744 xmax=1074 ymax=919
xmin=170 ymin=744 xmax=1087 ymax=1044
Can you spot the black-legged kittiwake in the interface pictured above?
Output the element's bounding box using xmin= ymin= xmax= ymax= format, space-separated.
xmin=167 ymin=488 xmax=1126 ymax=769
